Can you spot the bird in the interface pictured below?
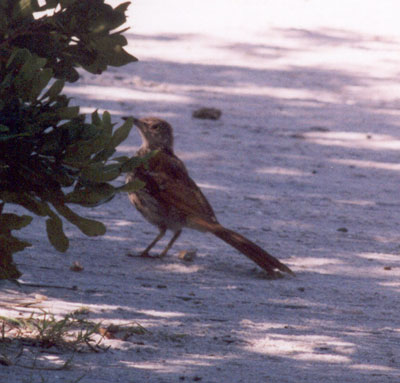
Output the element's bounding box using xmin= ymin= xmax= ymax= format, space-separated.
xmin=125 ymin=116 xmax=293 ymax=277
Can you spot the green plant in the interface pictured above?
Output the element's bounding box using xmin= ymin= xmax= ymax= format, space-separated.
xmin=0 ymin=0 xmax=144 ymax=279
xmin=1 ymin=310 xmax=106 ymax=351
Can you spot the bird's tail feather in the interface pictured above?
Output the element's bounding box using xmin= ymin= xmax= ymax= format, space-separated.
xmin=189 ymin=217 xmax=293 ymax=275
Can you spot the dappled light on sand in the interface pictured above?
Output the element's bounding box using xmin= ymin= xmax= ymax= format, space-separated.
xmin=305 ymin=131 xmax=400 ymax=151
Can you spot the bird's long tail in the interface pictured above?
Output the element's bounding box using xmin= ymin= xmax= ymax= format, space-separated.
xmin=189 ymin=217 xmax=293 ymax=276
xmin=213 ymin=226 xmax=293 ymax=276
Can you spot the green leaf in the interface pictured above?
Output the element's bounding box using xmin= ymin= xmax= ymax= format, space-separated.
xmin=6 ymin=48 xmax=31 ymax=69
xmin=109 ymin=117 xmax=132 ymax=148
xmin=12 ymin=53 xmax=49 ymax=101
xmin=114 ymin=2 xmax=131 ymax=14
xmin=0 ymin=193 xmax=51 ymax=216
xmin=46 ymin=216 xmax=69 ymax=252
xmin=19 ymin=54 xmax=47 ymax=79
xmin=0 ymin=237 xmax=24 ymax=279
xmin=57 ymin=106 xmax=79 ymax=119
xmin=81 ymin=163 xmax=121 ymax=183
xmin=120 ymin=153 xmax=153 ymax=172
xmin=65 ymin=183 xmax=116 ymax=207
xmin=54 ymin=62 xmax=80 ymax=82
xmin=30 ymin=67 xmax=53 ymax=101
xmin=0 ymin=234 xmax=31 ymax=254
xmin=59 ymin=0 xmax=75 ymax=7
xmin=0 ymin=213 xmax=33 ymax=232
xmin=93 ymin=35 xmax=137 ymax=67
xmin=42 ymin=79 xmax=65 ymax=100
xmin=63 ymin=142 xmax=95 ymax=166
xmin=112 ymin=156 xmax=129 ymax=163
xmin=91 ymin=110 xmax=102 ymax=126
xmin=117 ymin=179 xmax=144 ymax=192
xmin=54 ymin=203 xmax=106 ymax=237
xmin=52 ymin=169 xmax=75 ymax=187
xmin=97 ymin=110 xmax=114 ymax=139
xmin=91 ymin=147 xmax=116 ymax=163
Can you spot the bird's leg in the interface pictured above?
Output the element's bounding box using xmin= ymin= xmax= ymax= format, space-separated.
xmin=141 ymin=228 xmax=166 ymax=256
xmin=130 ymin=228 xmax=166 ymax=258
xmin=159 ymin=229 xmax=182 ymax=258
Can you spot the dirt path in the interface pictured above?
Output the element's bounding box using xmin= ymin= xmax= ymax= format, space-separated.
xmin=2 ymin=1 xmax=400 ymax=382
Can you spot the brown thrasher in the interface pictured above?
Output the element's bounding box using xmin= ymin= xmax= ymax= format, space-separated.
xmin=125 ymin=117 xmax=293 ymax=276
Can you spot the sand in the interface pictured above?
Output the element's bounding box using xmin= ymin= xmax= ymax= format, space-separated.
xmin=1 ymin=1 xmax=400 ymax=382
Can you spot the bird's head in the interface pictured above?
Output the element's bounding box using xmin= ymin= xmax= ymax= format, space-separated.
xmin=131 ymin=117 xmax=174 ymax=151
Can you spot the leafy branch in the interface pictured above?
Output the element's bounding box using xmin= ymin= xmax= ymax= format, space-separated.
xmin=0 ymin=0 xmax=142 ymax=279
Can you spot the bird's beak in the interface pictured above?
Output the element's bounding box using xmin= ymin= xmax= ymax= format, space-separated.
xmin=122 ymin=116 xmax=147 ymax=131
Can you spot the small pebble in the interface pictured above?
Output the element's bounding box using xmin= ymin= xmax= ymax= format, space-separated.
xmin=70 ymin=261 xmax=84 ymax=272
xmin=178 ymin=249 xmax=197 ymax=262
xmin=192 ymin=107 xmax=222 ymax=120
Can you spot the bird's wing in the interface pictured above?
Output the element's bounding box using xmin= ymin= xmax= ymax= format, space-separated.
xmin=144 ymin=150 xmax=218 ymax=224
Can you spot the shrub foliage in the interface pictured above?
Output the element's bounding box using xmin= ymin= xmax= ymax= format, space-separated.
xmin=0 ymin=0 xmax=141 ymax=279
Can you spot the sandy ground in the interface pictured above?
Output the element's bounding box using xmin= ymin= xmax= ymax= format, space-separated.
xmin=2 ymin=0 xmax=400 ymax=382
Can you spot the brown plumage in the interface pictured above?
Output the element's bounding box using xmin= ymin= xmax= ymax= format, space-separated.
xmin=125 ymin=117 xmax=293 ymax=276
